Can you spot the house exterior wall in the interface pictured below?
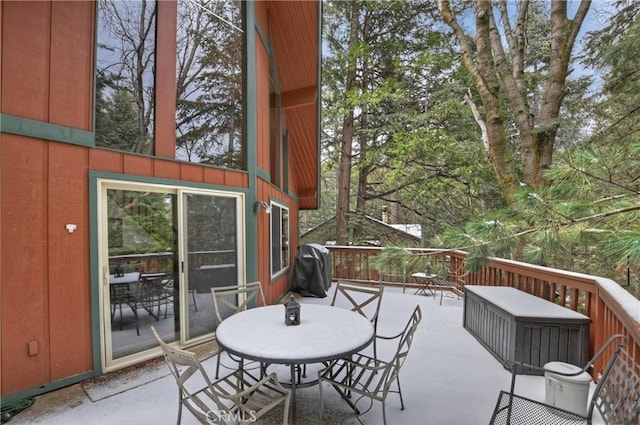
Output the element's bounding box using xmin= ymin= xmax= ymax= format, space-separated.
xmin=0 ymin=0 xmax=317 ymax=400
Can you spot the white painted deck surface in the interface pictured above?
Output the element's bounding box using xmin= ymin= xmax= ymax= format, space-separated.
xmin=14 ymin=285 xmax=603 ymax=425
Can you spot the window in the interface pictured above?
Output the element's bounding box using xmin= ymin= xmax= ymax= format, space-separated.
xmin=269 ymin=76 xmax=281 ymax=186
xmin=174 ymin=0 xmax=245 ymax=169
xmin=270 ymin=202 xmax=290 ymax=277
xmin=95 ymin=0 xmax=157 ymax=154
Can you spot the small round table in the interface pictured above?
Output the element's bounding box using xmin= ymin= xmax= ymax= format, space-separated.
xmin=215 ymin=304 xmax=374 ymax=424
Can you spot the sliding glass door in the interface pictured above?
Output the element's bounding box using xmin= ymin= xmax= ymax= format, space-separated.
xmin=181 ymin=191 xmax=242 ymax=341
xmin=98 ymin=180 xmax=244 ymax=370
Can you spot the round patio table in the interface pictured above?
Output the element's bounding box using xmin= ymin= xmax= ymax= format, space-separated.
xmin=215 ymin=303 xmax=374 ymax=424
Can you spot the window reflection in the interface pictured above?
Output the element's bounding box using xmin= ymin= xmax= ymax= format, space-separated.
xmin=95 ymin=0 xmax=157 ymax=154
xmin=106 ymin=189 xmax=178 ymax=360
xmin=175 ymin=0 xmax=245 ymax=169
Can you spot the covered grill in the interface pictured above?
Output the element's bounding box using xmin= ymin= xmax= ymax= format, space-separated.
xmin=290 ymin=243 xmax=332 ymax=298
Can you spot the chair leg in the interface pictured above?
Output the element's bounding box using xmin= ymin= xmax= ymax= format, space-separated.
xmin=382 ymin=401 xmax=388 ymax=425
xmin=190 ymin=289 xmax=198 ymax=311
xmin=396 ymin=376 xmax=405 ymax=410
xmin=127 ymin=301 xmax=140 ymax=336
xmin=373 ymin=338 xmax=378 ymax=361
xmin=176 ymin=395 xmax=182 ymax=425
xmin=319 ymin=381 xmax=325 ymax=420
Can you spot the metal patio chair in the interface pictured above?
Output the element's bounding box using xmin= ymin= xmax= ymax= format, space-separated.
xmin=211 ymin=282 xmax=266 ymax=378
xmin=331 ymin=281 xmax=384 ymax=360
xmin=489 ymin=334 xmax=639 ymax=425
xmin=150 ymin=326 xmax=290 ymax=425
xmin=295 ymin=281 xmax=385 ymax=383
xmin=111 ymin=272 xmax=163 ymax=336
xmin=318 ymin=304 xmax=422 ymax=425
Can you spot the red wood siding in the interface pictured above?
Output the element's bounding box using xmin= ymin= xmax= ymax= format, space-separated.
xmin=1 ymin=136 xmax=51 ymax=393
xmin=49 ymin=1 xmax=95 ymax=129
xmin=1 ymin=138 xmax=251 ymax=396
xmin=2 ymin=1 xmax=52 ymax=120
xmin=0 ymin=0 xmax=317 ymax=398
xmin=155 ymin=1 xmax=178 ymax=158
xmin=256 ymin=179 xmax=300 ymax=304
xmin=46 ymin=143 xmax=92 ymax=381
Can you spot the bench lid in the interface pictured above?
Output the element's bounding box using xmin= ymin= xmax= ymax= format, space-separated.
xmin=465 ymin=285 xmax=591 ymax=322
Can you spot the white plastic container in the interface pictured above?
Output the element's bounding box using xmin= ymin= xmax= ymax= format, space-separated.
xmin=544 ymin=361 xmax=593 ymax=416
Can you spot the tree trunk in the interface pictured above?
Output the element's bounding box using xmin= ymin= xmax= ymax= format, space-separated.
xmin=438 ymin=0 xmax=591 ymax=200
xmin=336 ymin=1 xmax=361 ymax=245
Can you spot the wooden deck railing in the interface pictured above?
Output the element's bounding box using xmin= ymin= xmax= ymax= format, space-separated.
xmin=327 ymin=245 xmax=640 ymax=380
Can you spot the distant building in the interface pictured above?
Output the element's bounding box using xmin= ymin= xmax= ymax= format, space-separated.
xmin=300 ymin=215 xmax=422 ymax=247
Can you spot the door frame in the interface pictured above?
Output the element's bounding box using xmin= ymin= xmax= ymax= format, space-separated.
xmin=94 ymin=177 xmax=246 ymax=372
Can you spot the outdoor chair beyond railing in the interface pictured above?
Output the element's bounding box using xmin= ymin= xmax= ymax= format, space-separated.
xmin=429 ymin=262 xmax=467 ymax=305
xmin=489 ymin=334 xmax=640 ymax=425
xmin=318 ymin=304 xmax=422 ymax=425
xmin=150 ymin=326 xmax=290 ymax=425
xmin=211 ymin=282 xmax=266 ymax=378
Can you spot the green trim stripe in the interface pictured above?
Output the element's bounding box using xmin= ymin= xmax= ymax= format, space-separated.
xmin=1 ymin=371 xmax=95 ymax=404
xmin=245 ymin=1 xmax=259 ymax=283
xmin=0 ymin=113 xmax=93 ymax=147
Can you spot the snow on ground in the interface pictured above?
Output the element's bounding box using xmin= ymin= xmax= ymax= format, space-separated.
xmin=14 ymin=285 xmax=601 ymax=425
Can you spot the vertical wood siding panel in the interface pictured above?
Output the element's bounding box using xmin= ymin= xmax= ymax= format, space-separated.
xmin=123 ymin=155 xmax=153 ymax=176
xmin=179 ymin=162 xmax=204 ymax=183
xmin=202 ymin=167 xmax=225 ymax=185
xmin=88 ymin=149 xmax=124 ymax=173
xmin=1 ymin=1 xmax=51 ymax=119
xmin=1 ymin=136 xmax=49 ymax=393
xmin=47 ymin=143 xmax=92 ymax=380
xmin=154 ymin=159 xmax=181 ymax=181
xmin=49 ymin=1 xmax=95 ymax=130
xmin=154 ymin=1 xmax=177 ymax=158
xmin=223 ymin=170 xmax=247 ymax=188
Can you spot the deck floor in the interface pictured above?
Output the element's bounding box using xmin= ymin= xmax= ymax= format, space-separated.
xmin=13 ymin=285 xmax=603 ymax=425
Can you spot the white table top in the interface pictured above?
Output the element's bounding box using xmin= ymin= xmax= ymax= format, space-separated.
xmin=197 ymin=263 xmax=236 ymax=270
xmin=109 ymin=272 xmax=140 ymax=285
xmin=411 ymin=272 xmax=438 ymax=279
xmin=215 ymin=304 xmax=375 ymax=364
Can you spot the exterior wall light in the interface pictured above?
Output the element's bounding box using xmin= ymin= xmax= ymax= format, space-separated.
xmin=254 ymin=200 xmax=272 ymax=214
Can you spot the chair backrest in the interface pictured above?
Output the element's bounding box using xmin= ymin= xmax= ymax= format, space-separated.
xmin=150 ymin=326 xmax=225 ymax=423
xmin=211 ymin=281 xmax=266 ymax=324
xmin=330 ymin=281 xmax=384 ymax=327
xmin=590 ymin=341 xmax=640 ymax=425
xmin=378 ymin=305 xmax=422 ymax=392
xmin=390 ymin=304 xmax=422 ymax=370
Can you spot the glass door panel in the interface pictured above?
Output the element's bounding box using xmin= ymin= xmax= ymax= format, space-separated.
xmin=104 ymin=187 xmax=178 ymax=361
xmin=183 ymin=192 xmax=239 ymax=341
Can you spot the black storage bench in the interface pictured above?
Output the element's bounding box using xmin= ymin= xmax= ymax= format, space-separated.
xmin=463 ymin=285 xmax=591 ymax=375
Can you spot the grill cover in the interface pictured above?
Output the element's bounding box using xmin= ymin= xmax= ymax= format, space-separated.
xmin=290 ymin=243 xmax=332 ymax=298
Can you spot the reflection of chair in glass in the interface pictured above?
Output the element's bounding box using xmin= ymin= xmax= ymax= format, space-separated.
xmin=211 ymin=281 xmax=266 ymax=378
xmin=140 ymin=275 xmax=173 ymax=319
xmin=318 ymin=305 xmax=422 ymax=425
xmin=331 ymin=281 xmax=384 ymax=360
xmin=150 ymin=326 xmax=290 ymax=425
xmin=489 ymin=334 xmax=639 ymax=425
xmin=110 ymin=272 xmax=143 ymax=334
